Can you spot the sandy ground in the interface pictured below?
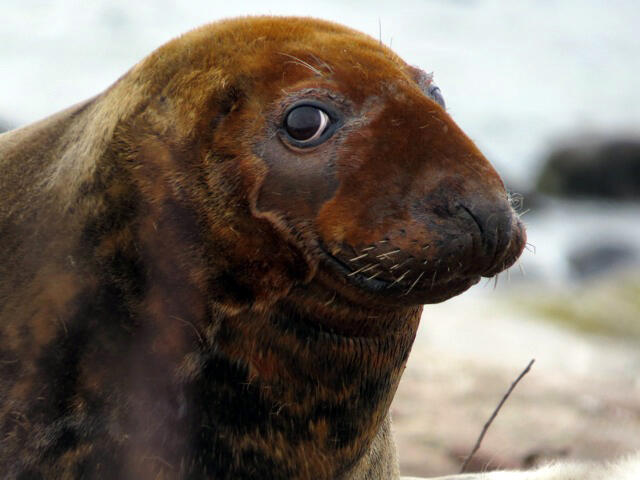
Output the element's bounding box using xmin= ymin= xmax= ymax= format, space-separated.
xmin=390 ymin=287 xmax=640 ymax=477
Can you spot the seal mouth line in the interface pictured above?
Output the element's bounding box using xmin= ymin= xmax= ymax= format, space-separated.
xmin=317 ymin=241 xmax=488 ymax=298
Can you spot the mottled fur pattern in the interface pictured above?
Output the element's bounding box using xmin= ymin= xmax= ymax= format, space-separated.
xmin=0 ymin=17 xmax=525 ymax=479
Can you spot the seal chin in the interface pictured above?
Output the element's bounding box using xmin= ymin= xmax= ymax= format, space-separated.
xmin=395 ymin=275 xmax=481 ymax=305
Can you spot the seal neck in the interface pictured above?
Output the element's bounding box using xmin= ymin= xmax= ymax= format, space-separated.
xmin=184 ymin=298 xmax=420 ymax=478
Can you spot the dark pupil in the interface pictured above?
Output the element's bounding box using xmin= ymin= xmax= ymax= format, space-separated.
xmin=285 ymin=106 xmax=321 ymax=141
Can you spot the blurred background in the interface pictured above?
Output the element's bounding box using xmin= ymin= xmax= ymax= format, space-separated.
xmin=2 ymin=0 xmax=639 ymax=476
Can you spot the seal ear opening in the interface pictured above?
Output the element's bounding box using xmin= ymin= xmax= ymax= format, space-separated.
xmin=245 ymin=178 xmax=319 ymax=288
xmin=189 ymin=81 xmax=319 ymax=307
xmin=241 ymin=137 xmax=321 ymax=288
xmin=194 ymin=83 xmax=321 ymax=291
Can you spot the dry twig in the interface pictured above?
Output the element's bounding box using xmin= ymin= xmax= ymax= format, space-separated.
xmin=460 ymin=358 xmax=536 ymax=473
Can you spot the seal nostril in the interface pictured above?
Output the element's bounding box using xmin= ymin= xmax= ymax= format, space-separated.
xmin=458 ymin=202 xmax=514 ymax=271
xmin=459 ymin=204 xmax=484 ymax=236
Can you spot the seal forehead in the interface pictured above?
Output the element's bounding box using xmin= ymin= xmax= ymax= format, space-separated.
xmin=168 ymin=16 xmax=416 ymax=100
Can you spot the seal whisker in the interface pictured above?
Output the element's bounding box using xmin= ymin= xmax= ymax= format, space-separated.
xmin=388 ymin=269 xmax=410 ymax=288
xmin=278 ymin=52 xmax=324 ymax=76
xmin=518 ymin=261 xmax=526 ymax=276
xmin=349 ymin=253 xmax=369 ymax=262
xmin=404 ymin=272 xmax=425 ymax=296
xmin=376 ymin=249 xmax=400 ymax=260
xmin=323 ymin=293 xmax=336 ymax=306
xmin=308 ymin=53 xmax=333 ymax=73
xmin=390 ymin=258 xmax=410 ymax=271
xmin=347 ymin=263 xmax=375 ymax=277
xmin=507 ymin=191 xmax=524 ymax=209
xmin=366 ymin=271 xmax=382 ymax=281
xmin=361 ymin=246 xmax=376 ymax=252
xmin=361 ymin=264 xmax=378 ymax=273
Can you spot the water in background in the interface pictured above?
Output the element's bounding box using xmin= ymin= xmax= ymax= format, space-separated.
xmin=2 ymin=0 xmax=639 ymax=282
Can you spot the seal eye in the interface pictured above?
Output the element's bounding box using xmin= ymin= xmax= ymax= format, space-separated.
xmin=284 ymin=106 xmax=330 ymax=144
xmin=427 ymin=84 xmax=446 ymax=109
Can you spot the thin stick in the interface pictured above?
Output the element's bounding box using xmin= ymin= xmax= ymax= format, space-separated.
xmin=459 ymin=358 xmax=535 ymax=473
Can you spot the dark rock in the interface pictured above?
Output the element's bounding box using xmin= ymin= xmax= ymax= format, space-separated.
xmin=569 ymin=242 xmax=638 ymax=279
xmin=537 ymin=137 xmax=640 ymax=200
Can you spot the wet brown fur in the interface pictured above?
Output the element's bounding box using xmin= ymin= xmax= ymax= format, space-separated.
xmin=0 ymin=17 xmax=525 ymax=479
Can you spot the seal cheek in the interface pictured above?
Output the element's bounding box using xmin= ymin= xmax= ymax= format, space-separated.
xmin=255 ymin=138 xmax=339 ymax=220
xmin=251 ymin=126 xmax=343 ymax=286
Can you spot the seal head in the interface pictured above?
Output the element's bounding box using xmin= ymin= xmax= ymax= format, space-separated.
xmin=214 ymin=22 xmax=528 ymax=310
xmin=107 ymin=16 xmax=526 ymax=325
